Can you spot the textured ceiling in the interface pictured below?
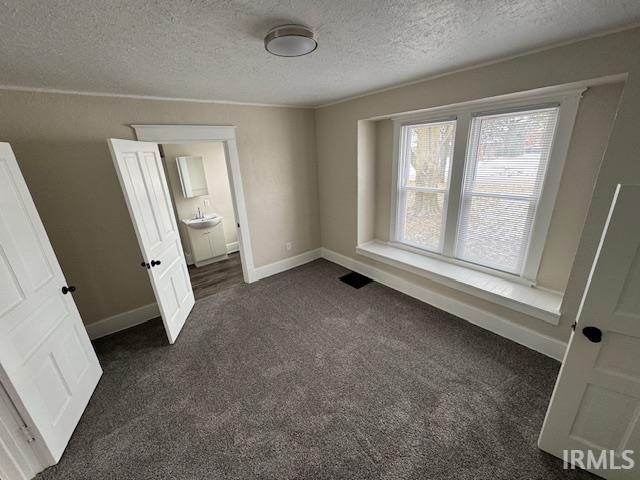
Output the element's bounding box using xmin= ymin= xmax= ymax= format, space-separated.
xmin=1 ymin=1 xmax=639 ymax=106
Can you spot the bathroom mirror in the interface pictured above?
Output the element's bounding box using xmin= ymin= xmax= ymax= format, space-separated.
xmin=176 ymin=155 xmax=209 ymax=198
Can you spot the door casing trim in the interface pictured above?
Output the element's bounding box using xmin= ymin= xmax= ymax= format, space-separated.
xmin=131 ymin=125 xmax=257 ymax=283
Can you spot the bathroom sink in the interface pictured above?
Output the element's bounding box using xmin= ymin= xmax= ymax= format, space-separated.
xmin=182 ymin=214 xmax=222 ymax=230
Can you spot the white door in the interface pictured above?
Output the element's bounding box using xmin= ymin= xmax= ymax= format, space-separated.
xmin=0 ymin=383 xmax=42 ymax=480
xmin=107 ymin=139 xmax=194 ymax=344
xmin=0 ymin=143 xmax=102 ymax=467
xmin=539 ymin=184 xmax=640 ymax=478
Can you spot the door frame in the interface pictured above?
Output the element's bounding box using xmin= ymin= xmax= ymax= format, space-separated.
xmin=131 ymin=125 xmax=257 ymax=283
xmin=0 ymin=382 xmax=43 ymax=480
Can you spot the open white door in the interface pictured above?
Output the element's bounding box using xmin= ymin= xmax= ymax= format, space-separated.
xmin=107 ymin=139 xmax=194 ymax=344
xmin=539 ymin=184 xmax=640 ymax=478
xmin=0 ymin=143 xmax=102 ymax=468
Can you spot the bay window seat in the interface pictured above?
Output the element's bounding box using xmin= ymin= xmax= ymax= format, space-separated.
xmin=355 ymin=241 xmax=562 ymax=325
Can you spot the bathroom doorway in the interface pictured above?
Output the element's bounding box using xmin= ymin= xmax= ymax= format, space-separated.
xmin=108 ymin=125 xmax=256 ymax=342
xmin=159 ymin=141 xmax=244 ymax=300
xmin=128 ymin=124 xmax=257 ymax=291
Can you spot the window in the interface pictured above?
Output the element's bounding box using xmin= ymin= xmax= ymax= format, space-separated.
xmin=396 ymin=120 xmax=455 ymax=253
xmin=392 ymin=90 xmax=581 ymax=281
xmin=456 ymin=108 xmax=559 ymax=274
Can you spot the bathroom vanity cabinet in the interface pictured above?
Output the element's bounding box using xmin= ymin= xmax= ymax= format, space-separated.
xmin=182 ymin=215 xmax=227 ymax=266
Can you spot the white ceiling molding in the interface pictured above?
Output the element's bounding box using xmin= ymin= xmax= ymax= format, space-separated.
xmin=0 ymin=85 xmax=311 ymax=109
xmin=0 ymin=0 xmax=638 ymax=106
xmin=364 ymin=74 xmax=627 ymax=122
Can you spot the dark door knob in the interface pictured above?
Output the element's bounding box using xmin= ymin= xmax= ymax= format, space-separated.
xmin=582 ymin=326 xmax=602 ymax=343
xmin=151 ymin=260 xmax=161 ymax=267
xmin=62 ymin=285 xmax=76 ymax=295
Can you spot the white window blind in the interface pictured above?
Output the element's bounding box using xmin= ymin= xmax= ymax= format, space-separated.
xmin=455 ymin=107 xmax=559 ymax=274
xmin=397 ymin=120 xmax=456 ymax=252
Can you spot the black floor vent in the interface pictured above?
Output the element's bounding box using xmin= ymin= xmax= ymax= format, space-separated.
xmin=339 ymin=271 xmax=373 ymax=289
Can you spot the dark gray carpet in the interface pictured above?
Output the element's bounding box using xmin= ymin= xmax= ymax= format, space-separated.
xmin=37 ymin=259 xmax=596 ymax=480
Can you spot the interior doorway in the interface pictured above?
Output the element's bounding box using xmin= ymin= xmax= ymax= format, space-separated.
xmin=107 ymin=125 xmax=256 ymax=344
xmin=131 ymin=125 xmax=256 ymax=285
xmin=159 ymin=142 xmax=244 ymax=300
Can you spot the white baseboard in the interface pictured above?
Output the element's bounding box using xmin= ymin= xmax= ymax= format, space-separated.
xmin=320 ymin=248 xmax=567 ymax=361
xmin=226 ymin=241 xmax=239 ymax=254
xmin=85 ymin=248 xmax=567 ymax=359
xmin=86 ymin=249 xmax=320 ymax=339
xmin=254 ymin=248 xmax=322 ymax=281
xmin=85 ymin=302 xmax=160 ymax=340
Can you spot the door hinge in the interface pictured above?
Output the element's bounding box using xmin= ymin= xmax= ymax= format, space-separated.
xmin=571 ymin=321 xmax=577 ymax=331
xmin=19 ymin=424 xmax=36 ymax=444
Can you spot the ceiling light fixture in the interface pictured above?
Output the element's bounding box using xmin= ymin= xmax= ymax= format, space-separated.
xmin=264 ymin=24 xmax=317 ymax=57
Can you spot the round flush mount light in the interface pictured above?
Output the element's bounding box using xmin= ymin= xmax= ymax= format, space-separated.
xmin=264 ymin=24 xmax=317 ymax=57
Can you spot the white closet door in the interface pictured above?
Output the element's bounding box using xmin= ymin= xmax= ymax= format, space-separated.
xmin=539 ymin=184 xmax=640 ymax=478
xmin=107 ymin=139 xmax=194 ymax=344
xmin=0 ymin=143 xmax=102 ymax=466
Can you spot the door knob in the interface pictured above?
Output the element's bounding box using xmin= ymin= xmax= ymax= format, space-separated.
xmin=61 ymin=285 xmax=76 ymax=295
xmin=151 ymin=260 xmax=161 ymax=267
xmin=582 ymin=326 xmax=602 ymax=343
xmin=141 ymin=262 xmax=150 ymax=269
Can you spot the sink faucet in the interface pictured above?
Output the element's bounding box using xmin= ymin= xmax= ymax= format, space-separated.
xmin=196 ymin=208 xmax=202 ymax=219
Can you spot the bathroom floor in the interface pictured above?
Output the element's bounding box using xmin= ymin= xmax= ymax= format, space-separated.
xmin=188 ymin=252 xmax=244 ymax=300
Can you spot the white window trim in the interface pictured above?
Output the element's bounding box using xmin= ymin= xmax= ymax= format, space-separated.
xmin=389 ymin=86 xmax=585 ymax=285
xmin=387 ymin=239 xmax=535 ymax=285
xmin=357 ymin=241 xmax=562 ymax=325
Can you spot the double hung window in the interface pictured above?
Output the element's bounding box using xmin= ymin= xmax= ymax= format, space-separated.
xmin=393 ymin=90 xmax=581 ymax=280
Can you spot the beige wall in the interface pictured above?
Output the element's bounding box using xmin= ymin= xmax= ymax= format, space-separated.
xmin=0 ymin=92 xmax=320 ymax=325
xmin=357 ymin=120 xmax=377 ymax=246
xmin=161 ymin=142 xmax=237 ymax=260
xmin=1 ymin=27 xmax=638 ymax=347
xmin=316 ymin=27 xmax=640 ymax=342
xmin=374 ymin=120 xmax=393 ymax=243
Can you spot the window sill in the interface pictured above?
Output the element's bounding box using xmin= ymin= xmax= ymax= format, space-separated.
xmin=356 ymin=241 xmax=562 ymax=325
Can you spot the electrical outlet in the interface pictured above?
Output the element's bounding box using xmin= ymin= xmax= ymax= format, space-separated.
xmin=285 ymin=242 xmax=292 ymax=251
